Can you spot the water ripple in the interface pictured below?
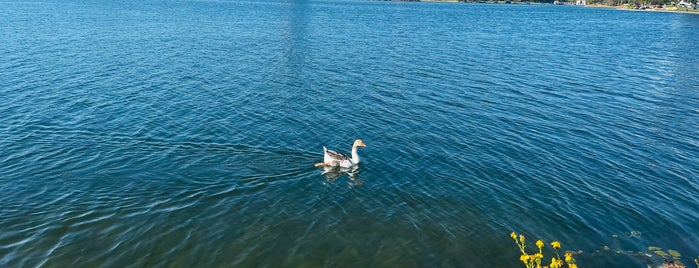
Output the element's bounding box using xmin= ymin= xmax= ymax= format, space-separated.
xmin=2 ymin=1 xmax=699 ymax=267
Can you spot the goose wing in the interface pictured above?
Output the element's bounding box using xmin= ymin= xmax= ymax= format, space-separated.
xmin=324 ymin=147 xmax=350 ymax=162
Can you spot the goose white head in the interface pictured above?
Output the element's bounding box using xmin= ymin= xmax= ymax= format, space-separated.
xmin=353 ymin=139 xmax=366 ymax=148
xmin=351 ymin=139 xmax=366 ymax=164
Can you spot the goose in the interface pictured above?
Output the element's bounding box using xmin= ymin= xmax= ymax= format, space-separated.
xmin=314 ymin=139 xmax=366 ymax=168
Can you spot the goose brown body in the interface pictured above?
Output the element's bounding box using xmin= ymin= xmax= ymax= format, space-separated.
xmin=315 ymin=139 xmax=366 ymax=168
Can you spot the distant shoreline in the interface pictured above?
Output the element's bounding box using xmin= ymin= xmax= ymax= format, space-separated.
xmin=414 ymin=0 xmax=554 ymax=4
xmin=413 ymin=0 xmax=699 ymax=14
xmin=586 ymin=3 xmax=699 ymax=14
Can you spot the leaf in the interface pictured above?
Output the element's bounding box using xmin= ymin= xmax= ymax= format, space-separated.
xmin=667 ymin=249 xmax=681 ymax=258
xmin=653 ymin=250 xmax=668 ymax=257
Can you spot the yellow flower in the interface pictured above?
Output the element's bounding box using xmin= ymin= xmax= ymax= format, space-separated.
xmin=520 ymin=254 xmax=530 ymax=262
xmin=551 ymin=241 xmax=561 ymax=250
xmin=536 ymin=240 xmax=544 ymax=249
xmin=569 ymin=264 xmax=578 ymax=268
xmin=533 ymin=253 xmax=543 ymax=259
xmin=511 ymin=232 xmax=517 ymax=240
xmin=550 ymin=258 xmax=561 ymax=268
xmin=564 ymin=252 xmax=573 ymax=263
xmin=520 ymin=234 xmax=526 ymax=243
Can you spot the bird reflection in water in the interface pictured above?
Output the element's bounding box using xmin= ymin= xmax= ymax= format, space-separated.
xmin=321 ymin=165 xmax=363 ymax=188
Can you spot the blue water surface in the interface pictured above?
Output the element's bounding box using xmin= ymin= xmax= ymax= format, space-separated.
xmin=1 ymin=0 xmax=698 ymax=267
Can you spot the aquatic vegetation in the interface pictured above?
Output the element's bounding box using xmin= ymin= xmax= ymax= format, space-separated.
xmin=511 ymin=232 xmax=578 ymax=268
xmin=646 ymin=246 xmax=688 ymax=267
xmin=591 ymin=241 xmax=697 ymax=268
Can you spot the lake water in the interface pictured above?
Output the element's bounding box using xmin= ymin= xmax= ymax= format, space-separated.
xmin=1 ymin=0 xmax=698 ymax=267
